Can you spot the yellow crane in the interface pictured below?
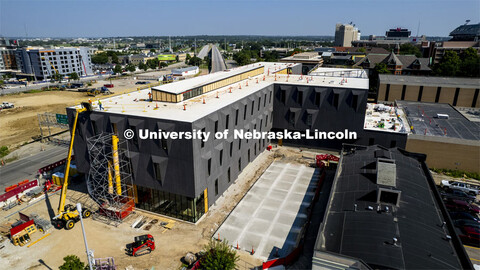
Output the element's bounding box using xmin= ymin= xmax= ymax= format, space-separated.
xmin=52 ymin=102 xmax=93 ymax=230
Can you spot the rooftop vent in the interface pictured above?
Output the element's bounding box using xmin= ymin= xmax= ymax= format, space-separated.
xmin=436 ymin=113 xmax=449 ymax=119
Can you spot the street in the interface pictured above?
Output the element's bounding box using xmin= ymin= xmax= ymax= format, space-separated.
xmin=0 ymin=146 xmax=67 ymax=190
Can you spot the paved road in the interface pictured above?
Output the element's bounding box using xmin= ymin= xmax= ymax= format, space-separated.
xmin=197 ymin=45 xmax=210 ymax=59
xmin=211 ymin=45 xmax=227 ymax=73
xmin=0 ymin=146 xmax=67 ymax=190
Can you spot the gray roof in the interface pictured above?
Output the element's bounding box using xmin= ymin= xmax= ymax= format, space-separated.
xmin=397 ymin=100 xmax=480 ymax=140
xmin=379 ymin=74 xmax=480 ymax=89
xmin=314 ymin=145 xmax=472 ymax=270
xmin=354 ymin=53 xmax=431 ymax=71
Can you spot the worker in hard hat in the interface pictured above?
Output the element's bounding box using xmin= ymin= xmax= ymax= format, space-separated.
xmin=148 ymin=91 xmax=152 ymax=102
xmin=98 ymin=99 xmax=104 ymax=110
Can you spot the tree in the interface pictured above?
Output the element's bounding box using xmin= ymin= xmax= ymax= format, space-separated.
xmin=186 ymin=53 xmax=191 ymax=61
xmin=150 ymin=48 xmax=156 ymax=53
xmin=52 ymin=71 xmax=63 ymax=82
xmin=160 ymin=62 xmax=168 ymax=68
xmin=357 ymin=47 xmax=366 ymax=53
xmin=199 ymin=239 xmax=239 ymax=270
xmin=126 ymin=63 xmax=137 ymax=72
xmin=91 ymin=53 xmax=108 ymax=64
xmin=59 ymin=255 xmax=86 ymax=270
xmin=373 ymin=63 xmax=390 ymax=74
xmin=113 ymin=64 xmax=122 ymax=75
xmin=138 ymin=62 xmax=148 ymax=71
xmin=68 ymin=72 xmax=79 ymax=82
xmin=111 ymin=54 xmax=119 ymax=64
xmin=434 ymin=50 xmax=460 ymax=76
xmin=458 ymin=47 xmax=480 ymax=77
xmin=175 ymin=55 xmax=180 ymax=62
xmin=399 ymin=43 xmax=422 ymax=57
xmin=188 ymin=56 xmax=202 ymax=67
xmin=147 ymin=58 xmax=159 ymax=70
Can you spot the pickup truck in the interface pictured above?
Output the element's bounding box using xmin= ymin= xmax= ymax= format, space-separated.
xmin=441 ymin=180 xmax=479 ymax=196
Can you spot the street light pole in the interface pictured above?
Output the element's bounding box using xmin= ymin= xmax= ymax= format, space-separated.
xmin=76 ymin=203 xmax=94 ymax=270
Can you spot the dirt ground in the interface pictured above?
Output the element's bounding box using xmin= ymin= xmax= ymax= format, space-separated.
xmin=0 ymin=146 xmax=322 ymax=270
xmin=0 ymin=67 xmax=210 ymax=151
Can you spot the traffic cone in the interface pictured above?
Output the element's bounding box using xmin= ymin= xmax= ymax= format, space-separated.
xmin=216 ymin=92 xmax=219 ymax=98
xmin=183 ymin=104 xmax=186 ymax=111
xmin=218 ymin=233 xmax=220 ymax=241
xmin=229 ymin=87 xmax=232 ymax=93
xmin=155 ymin=103 xmax=159 ymax=109
xmin=263 ymin=75 xmax=265 ymax=81
xmin=236 ymin=241 xmax=239 ymax=250
xmin=251 ymin=246 xmax=255 ymax=255
xmin=256 ymin=78 xmax=258 ymax=84
xmin=239 ymin=83 xmax=241 ymax=89
xmin=246 ymin=81 xmax=248 ymax=87
xmin=203 ymin=98 xmax=206 ymax=104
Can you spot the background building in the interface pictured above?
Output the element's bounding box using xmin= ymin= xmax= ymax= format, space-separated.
xmin=378 ymin=74 xmax=480 ymax=107
xmin=15 ymin=47 xmax=95 ymax=80
xmin=334 ymin=23 xmax=360 ymax=47
xmin=0 ymin=37 xmax=19 ymax=76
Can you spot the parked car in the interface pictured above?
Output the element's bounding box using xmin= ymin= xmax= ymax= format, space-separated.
xmin=104 ymin=83 xmax=114 ymax=88
xmin=441 ymin=189 xmax=476 ymax=203
xmin=135 ymin=81 xmax=149 ymax=85
xmin=0 ymin=102 xmax=14 ymax=109
xmin=71 ymin=83 xmax=84 ymax=88
xmin=449 ymin=212 xmax=479 ymax=223
xmin=453 ymin=219 xmax=480 ymax=247
xmin=445 ymin=199 xmax=480 ymax=214
xmin=441 ymin=180 xmax=479 ymax=195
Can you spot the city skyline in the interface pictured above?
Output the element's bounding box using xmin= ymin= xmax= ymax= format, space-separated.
xmin=0 ymin=0 xmax=479 ymax=38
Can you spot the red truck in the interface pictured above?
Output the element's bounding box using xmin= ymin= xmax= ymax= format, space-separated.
xmin=104 ymin=83 xmax=114 ymax=88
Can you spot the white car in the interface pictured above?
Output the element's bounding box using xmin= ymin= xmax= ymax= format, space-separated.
xmin=441 ymin=180 xmax=479 ymax=195
xmin=0 ymin=102 xmax=14 ymax=109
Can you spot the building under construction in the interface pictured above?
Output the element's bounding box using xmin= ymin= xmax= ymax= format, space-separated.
xmin=67 ymin=62 xmax=410 ymax=222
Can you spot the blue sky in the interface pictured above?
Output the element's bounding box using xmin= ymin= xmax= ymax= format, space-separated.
xmin=1 ymin=0 xmax=479 ymax=37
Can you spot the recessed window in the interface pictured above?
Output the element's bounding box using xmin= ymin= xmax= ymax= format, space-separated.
xmin=226 ymin=114 xmax=230 ymax=129
xmin=215 ymin=179 xmax=218 ymax=196
xmin=306 ymin=114 xmax=313 ymax=126
xmin=334 ymin=93 xmax=339 ymax=108
xmin=207 ymin=158 xmax=211 ymax=176
xmin=251 ymin=101 xmax=254 ymax=115
xmin=315 ymin=92 xmax=321 ymax=106
xmin=238 ymin=158 xmax=242 ymax=172
xmin=258 ymin=97 xmax=261 ymax=110
xmin=281 ymin=90 xmax=286 ymax=103
xmin=244 ymin=104 xmax=247 ymax=120
xmin=153 ymin=162 xmax=162 ymax=181
xmin=227 ymin=167 xmax=231 ymax=183
xmin=230 ymin=142 xmax=233 ymax=157
xmin=201 ymin=128 xmax=206 ymax=148
xmin=161 ymin=138 xmax=168 ymax=153
xmin=297 ymin=91 xmax=303 ymax=104
xmin=352 ymin=94 xmax=358 ymax=110
xmin=219 ymin=150 xmax=223 ymax=166
xmin=289 ymin=111 xmax=295 ymax=125
xmin=214 ymin=120 xmax=218 ymax=133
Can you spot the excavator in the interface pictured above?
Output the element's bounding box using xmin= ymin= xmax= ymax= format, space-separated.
xmin=52 ymin=102 xmax=93 ymax=230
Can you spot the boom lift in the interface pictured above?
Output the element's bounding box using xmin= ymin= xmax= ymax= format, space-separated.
xmin=52 ymin=102 xmax=93 ymax=230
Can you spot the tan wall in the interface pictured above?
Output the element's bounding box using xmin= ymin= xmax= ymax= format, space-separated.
xmin=388 ymin=84 xmax=403 ymax=102
xmin=404 ymin=85 xmax=420 ymax=101
xmin=406 ymin=135 xmax=480 ymax=173
xmin=456 ymin=88 xmax=476 ymax=107
xmin=421 ymin=86 xmax=437 ymax=102
xmin=378 ymin=84 xmax=387 ymax=101
xmin=438 ymin=87 xmax=456 ymax=104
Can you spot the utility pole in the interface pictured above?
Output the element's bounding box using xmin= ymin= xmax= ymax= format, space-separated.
xmin=76 ymin=203 xmax=94 ymax=270
xmin=169 ymin=36 xmax=172 ymax=53
xmin=195 ymin=38 xmax=197 ymax=56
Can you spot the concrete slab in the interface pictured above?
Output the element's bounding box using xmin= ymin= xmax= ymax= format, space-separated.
xmin=214 ymin=161 xmax=319 ymax=261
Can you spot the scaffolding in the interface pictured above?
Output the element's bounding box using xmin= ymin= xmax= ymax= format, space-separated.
xmin=86 ymin=133 xmax=135 ymax=226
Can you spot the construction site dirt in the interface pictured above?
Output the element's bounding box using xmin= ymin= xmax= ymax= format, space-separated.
xmin=0 ymin=145 xmax=326 ymax=269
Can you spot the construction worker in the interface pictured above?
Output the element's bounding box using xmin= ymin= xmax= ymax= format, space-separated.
xmin=98 ymin=99 xmax=104 ymax=110
xmin=88 ymin=98 xmax=92 ymax=105
xmin=148 ymin=91 xmax=152 ymax=102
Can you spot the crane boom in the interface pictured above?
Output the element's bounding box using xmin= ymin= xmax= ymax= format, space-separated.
xmin=57 ymin=107 xmax=86 ymax=215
